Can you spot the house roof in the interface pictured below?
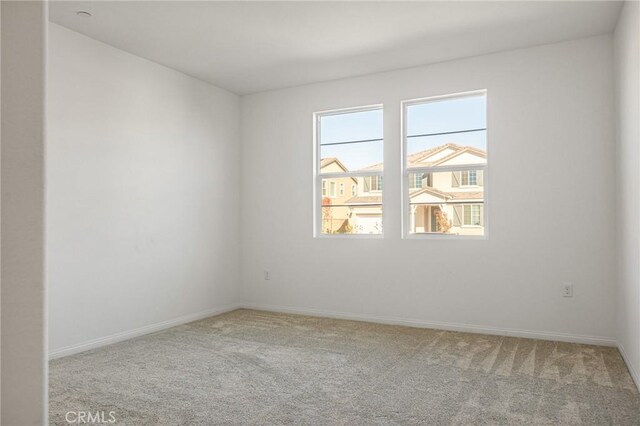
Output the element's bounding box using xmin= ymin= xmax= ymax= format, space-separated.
xmin=359 ymin=163 xmax=383 ymax=171
xmin=409 ymin=186 xmax=450 ymax=200
xmin=354 ymin=143 xmax=486 ymax=172
xmin=320 ymin=157 xmax=349 ymax=171
xmin=407 ymin=143 xmax=460 ymax=167
xmin=320 ymin=158 xmax=358 ymax=184
xmin=408 ymin=187 xmax=483 ymax=203
xmin=408 ymin=143 xmax=486 ymax=168
xmin=428 ymin=146 xmax=486 ymax=167
xmin=344 ymin=190 xmax=482 ymax=207
xmin=344 ymin=195 xmax=382 ymax=205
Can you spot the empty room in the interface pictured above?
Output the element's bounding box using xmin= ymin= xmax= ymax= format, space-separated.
xmin=1 ymin=0 xmax=639 ymax=424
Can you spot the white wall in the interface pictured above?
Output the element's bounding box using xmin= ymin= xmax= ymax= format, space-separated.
xmin=615 ymin=0 xmax=640 ymax=387
xmin=241 ymin=35 xmax=617 ymax=344
xmin=1 ymin=1 xmax=48 ymax=423
xmin=47 ymin=24 xmax=241 ymax=355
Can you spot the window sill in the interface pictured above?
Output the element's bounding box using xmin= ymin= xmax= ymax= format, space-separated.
xmin=404 ymin=232 xmax=487 ymax=240
xmin=315 ymin=233 xmax=384 ymax=239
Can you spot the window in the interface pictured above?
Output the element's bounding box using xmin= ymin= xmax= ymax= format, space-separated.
xmin=368 ymin=176 xmax=383 ymax=192
xmin=409 ymin=173 xmax=423 ymax=189
xmin=462 ymin=204 xmax=482 ymax=226
xmin=403 ymin=91 xmax=487 ymax=237
xmin=316 ymin=106 xmax=383 ymax=236
xmin=460 ymin=170 xmax=477 ymax=186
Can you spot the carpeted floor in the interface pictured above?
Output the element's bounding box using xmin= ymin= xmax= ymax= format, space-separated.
xmin=49 ymin=309 xmax=640 ymax=425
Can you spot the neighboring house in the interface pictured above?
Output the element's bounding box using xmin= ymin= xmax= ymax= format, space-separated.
xmin=343 ymin=173 xmax=384 ymax=234
xmin=344 ymin=143 xmax=486 ymax=235
xmin=320 ymin=158 xmax=358 ymax=233
xmin=404 ymin=143 xmax=486 ymax=236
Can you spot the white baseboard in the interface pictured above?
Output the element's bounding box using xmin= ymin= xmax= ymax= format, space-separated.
xmin=618 ymin=343 xmax=640 ymax=391
xmin=49 ymin=302 xmax=620 ymax=361
xmin=48 ymin=304 xmax=240 ymax=359
xmin=240 ymin=302 xmax=617 ymax=347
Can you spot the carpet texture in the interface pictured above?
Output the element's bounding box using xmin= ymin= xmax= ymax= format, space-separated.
xmin=50 ymin=309 xmax=639 ymax=425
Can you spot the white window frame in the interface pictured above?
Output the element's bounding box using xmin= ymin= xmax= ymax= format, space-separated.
xmin=313 ymin=104 xmax=384 ymax=238
xmin=339 ymin=183 xmax=345 ymax=196
xmin=401 ymin=90 xmax=488 ymax=239
xmin=351 ymin=184 xmax=357 ymax=196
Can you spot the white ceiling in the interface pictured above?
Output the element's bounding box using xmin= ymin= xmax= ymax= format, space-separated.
xmin=49 ymin=1 xmax=623 ymax=95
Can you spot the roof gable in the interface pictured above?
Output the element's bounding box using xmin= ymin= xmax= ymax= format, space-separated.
xmin=320 ymin=157 xmax=349 ymax=173
xmin=407 ymin=143 xmax=461 ymax=167
xmin=430 ymin=147 xmax=486 ymax=167
xmin=409 ymin=187 xmax=449 ymax=203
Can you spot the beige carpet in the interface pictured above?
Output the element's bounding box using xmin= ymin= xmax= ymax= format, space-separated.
xmin=49 ymin=309 xmax=639 ymax=425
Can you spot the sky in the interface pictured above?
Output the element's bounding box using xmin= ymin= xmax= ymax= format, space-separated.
xmin=320 ymin=94 xmax=486 ymax=171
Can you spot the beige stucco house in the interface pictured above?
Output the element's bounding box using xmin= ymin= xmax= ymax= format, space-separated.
xmin=321 ymin=143 xmax=486 ymax=235
xmin=320 ymin=158 xmax=359 ymax=233
xmin=403 ymin=143 xmax=486 ymax=236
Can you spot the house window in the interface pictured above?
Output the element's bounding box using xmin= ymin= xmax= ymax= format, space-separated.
xmin=409 ymin=173 xmax=423 ymax=189
xmin=403 ymin=91 xmax=487 ymax=237
xmin=370 ymin=176 xmax=383 ymax=192
xmin=316 ymin=106 xmax=383 ymax=236
xmin=461 ymin=170 xmax=477 ymax=186
xmin=463 ymin=205 xmax=482 ymax=226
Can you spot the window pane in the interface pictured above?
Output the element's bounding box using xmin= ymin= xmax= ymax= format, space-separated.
xmin=406 ymin=94 xmax=486 ymax=137
xmin=321 ymin=175 xmax=383 ymax=235
xmin=320 ymin=205 xmax=383 ymax=235
xmin=406 ymin=132 xmax=487 ymax=169
xmin=471 ymin=205 xmax=481 ymax=226
xmin=320 ymin=108 xmax=382 ymax=145
xmin=316 ymin=107 xmax=383 ymax=237
xmin=468 ymin=170 xmax=477 ymax=186
xmin=463 ymin=205 xmax=471 ymax=224
xmin=408 ymin=168 xmax=484 ymax=236
xmin=409 ymin=172 xmax=427 ymax=189
xmin=406 ymin=94 xmax=486 ymax=169
xmin=320 ymin=140 xmax=383 ymax=172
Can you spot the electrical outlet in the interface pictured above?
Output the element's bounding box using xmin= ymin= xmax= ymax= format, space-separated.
xmin=264 ymin=270 xmax=270 ymax=281
xmin=563 ymin=283 xmax=573 ymax=297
